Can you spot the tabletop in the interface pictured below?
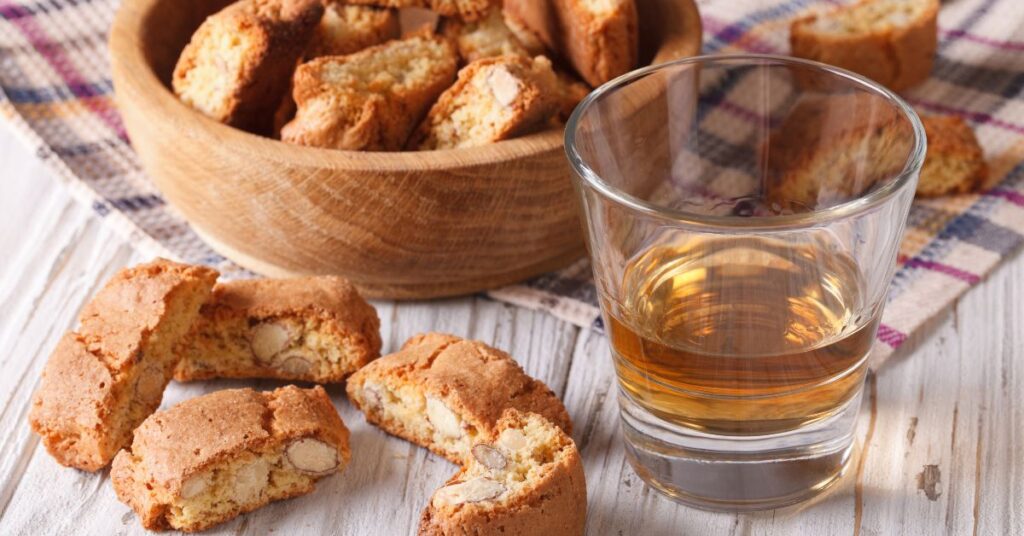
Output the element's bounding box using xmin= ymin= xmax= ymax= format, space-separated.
xmin=0 ymin=123 xmax=1020 ymax=536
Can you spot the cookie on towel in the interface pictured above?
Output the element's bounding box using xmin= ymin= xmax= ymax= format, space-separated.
xmin=173 ymin=276 xmax=382 ymax=384
xmin=917 ymin=115 xmax=987 ymax=197
xmin=346 ymin=333 xmax=571 ymax=463
xmin=112 ymin=386 xmax=350 ymax=532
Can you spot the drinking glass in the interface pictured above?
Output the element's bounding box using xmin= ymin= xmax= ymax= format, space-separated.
xmin=566 ymin=55 xmax=925 ymax=511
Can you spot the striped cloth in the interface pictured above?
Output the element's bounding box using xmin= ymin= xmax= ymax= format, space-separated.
xmin=1 ymin=0 xmax=1022 ymax=366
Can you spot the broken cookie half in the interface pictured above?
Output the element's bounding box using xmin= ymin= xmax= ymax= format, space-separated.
xmin=111 ymin=385 xmax=350 ymax=533
xmin=174 ymin=276 xmax=382 ymax=384
xmin=346 ymin=333 xmax=571 ymax=463
xmin=418 ymin=409 xmax=586 ymax=536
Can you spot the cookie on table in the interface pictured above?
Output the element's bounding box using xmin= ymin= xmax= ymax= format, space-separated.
xmin=306 ymin=2 xmax=400 ymax=59
xmin=172 ymin=0 xmax=324 ymax=134
xmin=411 ymin=55 xmax=560 ymax=150
xmin=112 ymin=386 xmax=350 ymax=532
xmin=281 ymin=34 xmax=458 ymax=150
xmin=29 ymin=259 xmax=218 ymax=471
xmin=418 ymin=409 xmax=586 ymax=536
xmin=173 ymin=276 xmax=382 ymax=384
xmin=346 ymin=333 xmax=571 ymax=463
xmin=790 ymin=0 xmax=938 ymax=92
xmin=917 ymin=115 xmax=988 ymax=197
xmin=441 ymin=7 xmax=533 ymax=63
xmin=348 ymin=0 xmax=496 ymax=22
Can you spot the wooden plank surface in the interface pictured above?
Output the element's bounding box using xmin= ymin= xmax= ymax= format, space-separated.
xmin=0 ymin=125 xmax=1020 ymax=535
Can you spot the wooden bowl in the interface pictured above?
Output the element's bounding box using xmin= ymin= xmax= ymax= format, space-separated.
xmin=108 ymin=0 xmax=702 ymax=299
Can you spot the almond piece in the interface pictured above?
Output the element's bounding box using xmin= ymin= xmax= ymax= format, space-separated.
xmin=233 ymin=458 xmax=270 ymax=503
xmin=180 ymin=474 xmax=209 ymax=499
xmin=425 ymin=396 xmax=463 ymax=439
xmin=285 ymin=438 xmax=339 ymax=475
xmin=135 ymin=364 xmax=165 ymax=404
xmin=251 ymin=321 xmax=292 ymax=362
xmin=362 ymin=383 xmax=384 ymax=411
xmin=486 ymin=66 xmax=521 ymax=107
xmin=433 ymin=476 xmax=506 ymax=506
xmin=277 ymin=353 xmax=312 ymax=376
xmin=471 ymin=444 xmax=507 ymax=470
xmin=497 ymin=428 xmax=527 ymax=451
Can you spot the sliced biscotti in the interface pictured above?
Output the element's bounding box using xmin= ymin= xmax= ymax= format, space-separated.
xmin=174 ymin=276 xmax=382 ymax=383
xmin=917 ymin=115 xmax=987 ymax=197
xmin=29 ymin=259 xmax=218 ymax=471
xmin=791 ymin=0 xmax=938 ymax=91
xmin=172 ymin=0 xmax=323 ymax=134
xmin=281 ymin=34 xmax=458 ymax=150
xmin=346 ymin=333 xmax=571 ymax=464
xmin=307 ymin=2 xmax=400 ymax=58
xmin=442 ymin=7 xmax=534 ymax=63
xmin=412 ymin=55 xmax=560 ymax=150
xmin=111 ymin=386 xmax=350 ymax=533
xmin=348 ymin=0 xmax=497 ymax=22
xmin=418 ymin=410 xmax=586 ymax=536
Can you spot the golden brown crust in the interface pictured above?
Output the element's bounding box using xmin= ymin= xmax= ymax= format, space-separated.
xmin=417 ymin=410 xmax=586 ymax=536
xmin=111 ymin=386 xmax=350 ymax=532
xmin=441 ymin=7 xmax=529 ymax=63
xmin=790 ymin=0 xmax=938 ymax=92
xmin=917 ymin=115 xmax=987 ymax=197
xmin=29 ymin=259 xmax=218 ymax=471
xmin=347 ymin=333 xmax=571 ymax=463
xmin=173 ymin=276 xmax=382 ymax=383
xmin=281 ymin=34 xmax=458 ymax=150
xmin=555 ymin=0 xmax=638 ymax=87
xmin=348 ymin=0 xmax=497 ymax=22
xmin=306 ymin=2 xmax=400 ymax=58
xmin=172 ymin=0 xmax=323 ymax=134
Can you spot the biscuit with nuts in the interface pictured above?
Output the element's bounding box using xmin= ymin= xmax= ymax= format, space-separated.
xmin=306 ymin=2 xmax=400 ymax=58
xmin=441 ymin=7 xmax=533 ymax=63
xmin=346 ymin=333 xmax=571 ymax=464
xmin=29 ymin=259 xmax=218 ymax=471
xmin=173 ymin=276 xmax=382 ymax=384
xmin=917 ymin=115 xmax=987 ymax=197
xmin=348 ymin=0 xmax=496 ymax=22
xmin=111 ymin=385 xmax=350 ymax=532
xmin=411 ymin=55 xmax=560 ymax=150
xmin=418 ymin=409 xmax=586 ymax=536
xmin=172 ymin=0 xmax=323 ymax=134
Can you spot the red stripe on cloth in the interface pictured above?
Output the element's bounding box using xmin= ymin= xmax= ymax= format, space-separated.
xmin=876 ymin=323 xmax=908 ymax=348
xmin=941 ymin=29 xmax=1024 ymax=51
xmin=903 ymin=258 xmax=982 ymax=285
xmin=0 ymin=0 xmax=127 ymax=139
xmin=909 ymin=98 xmax=1024 ymax=136
xmin=987 ymin=188 xmax=1024 ymax=207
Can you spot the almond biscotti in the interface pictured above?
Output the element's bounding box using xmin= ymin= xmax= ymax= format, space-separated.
xmin=172 ymin=0 xmax=324 ymax=134
xmin=917 ymin=115 xmax=988 ymax=197
xmin=348 ymin=0 xmax=497 ymax=22
xmin=112 ymin=386 xmax=350 ymax=532
xmin=346 ymin=333 xmax=571 ymax=464
xmin=441 ymin=7 xmax=533 ymax=63
xmin=411 ymin=55 xmax=560 ymax=150
xmin=173 ymin=276 xmax=382 ymax=384
xmin=790 ymin=0 xmax=938 ymax=91
xmin=418 ymin=410 xmax=586 ymax=536
xmin=281 ymin=34 xmax=458 ymax=150
xmin=306 ymin=2 xmax=400 ymax=59
xmin=29 ymin=259 xmax=218 ymax=471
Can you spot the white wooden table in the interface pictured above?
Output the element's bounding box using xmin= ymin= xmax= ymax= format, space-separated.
xmin=0 ymin=124 xmax=1020 ymax=536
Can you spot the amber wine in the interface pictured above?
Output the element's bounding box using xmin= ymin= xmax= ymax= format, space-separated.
xmin=606 ymin=235 xmax=876 ymax=436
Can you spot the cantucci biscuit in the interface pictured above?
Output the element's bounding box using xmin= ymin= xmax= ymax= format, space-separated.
xmin=441 ymin=7 xmax=531 ymax=63
xmin=306 ymin=2 xmax=400 ymax=58
xmin=917 ymin=115 xmax=987 ymax=197
xmin=346 ymin=333 xmax=571 ymax=463
xmin=173 ymin=276 xmax=382 ymax=384
xmin=281 ymin=34 xmax=458 ymax=150
xmin=172 ymin=0 xmax=323 ymax=134
xmin=111 ymin=386 xmax=350 ymax=532
xmin=417 ymin=410 xmax=586 ymax=536
xmin=790 ymin=0 xmax=939 ymax=91
xmin=411 ymin=55 xmax=560 ymax=150
xmin=348 ymin=0 xmax=497 ymax=22
xmin=29 ymin=259 xmax=218 ymax=471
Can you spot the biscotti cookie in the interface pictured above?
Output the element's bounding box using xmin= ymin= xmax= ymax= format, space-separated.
xmin=346 ymin=333 xmax=571 ymax=463
xmin=112 ymin=386 xmax=350 ymax=532
xmin=281 ymin=34 xmax=458 ymax=150
xmin=441 ymin=7 xmax=532 ymax=63
xmin=791 ymin=0 xmax=938 ymax=91
xmin=29 ymin=259 xmax=218 ymax=471
xmin=411 ymin=55 xmax=560 ymax=150
xmin=306 ymin=2 xmax=400 ymax=58
xmin=348 ymin=0 xmax=496 ymax=22
xmin=173 ymin=276 xmax=382 ymax=383
xmin=917 ymin=115 xmax=988 ymax=197
xmin=418 ymin=410 xmax=586 ymax=536
xmin=556 ymin=70 xmax=590 ymax=121
xmin=172 ymin=0 xmax=323 ymax=134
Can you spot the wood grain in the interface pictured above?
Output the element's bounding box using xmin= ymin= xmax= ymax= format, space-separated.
xmin=0 ymin=125 xmax=1020 ymax=534
xmin=106 ymin=0 xmax=702 ymax=300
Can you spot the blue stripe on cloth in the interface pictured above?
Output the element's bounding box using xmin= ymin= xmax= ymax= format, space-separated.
xmin=938 ymin=0 xmax=999 ymax=52
xmin=932 ymin=57 xmax=1024 ymax=99
xmin=0 ymin=0 xmax=92 ymax=20
xmin=3 ymin=80 xmax=111 ymax=103
xmin=703 ymin=0 xmax=816 ymax=53
xmin=107 ymin=194 xmax=164 ymax=212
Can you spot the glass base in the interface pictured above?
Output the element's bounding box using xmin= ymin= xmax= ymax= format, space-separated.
xmin=619 ymin=389 xmax=862 ymax=512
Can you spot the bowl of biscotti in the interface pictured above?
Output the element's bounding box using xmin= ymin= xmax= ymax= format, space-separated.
xmin=108 ymin=0 xmax=702 ymax=299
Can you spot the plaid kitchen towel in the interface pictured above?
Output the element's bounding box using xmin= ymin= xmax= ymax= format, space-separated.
xmin=1 ymin=0 xmax=1022 ymax=365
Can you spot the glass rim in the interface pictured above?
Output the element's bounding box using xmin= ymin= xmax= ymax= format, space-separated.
xmin=564 ymin=53 xmax=927 ymax=231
